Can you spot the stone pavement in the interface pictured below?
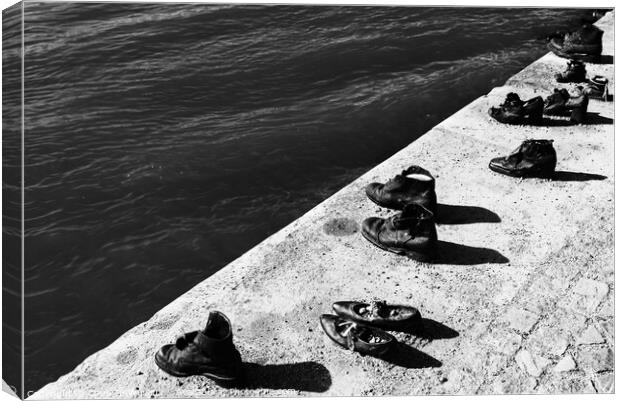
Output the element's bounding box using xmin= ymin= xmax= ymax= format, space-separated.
xmin=32 ymin=11 xmax=614 ymax=399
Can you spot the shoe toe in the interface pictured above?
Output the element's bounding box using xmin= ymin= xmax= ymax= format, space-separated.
xmin=489 ymin=156 xmax=504 ymax=167
xmin=319 ymin=314 xmax=347 ymax=349
xmin=488 ymin=157 xmax=508 ymax=172
xmin=158 ymin=343 xmax=174 ymax=357
xmin=365 ymin=183 xmax=382 ymax=199
xmin=549 ymin=37 xmax=564 ymax=49
xmin=154 ymin=344 xmax=175 ymax=372
xmin=361 ymin=217 xmax=383 ymax=240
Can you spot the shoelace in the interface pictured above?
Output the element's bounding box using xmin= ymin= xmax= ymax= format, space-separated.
xmin=336 ymin=320 xmax=359 ymax=351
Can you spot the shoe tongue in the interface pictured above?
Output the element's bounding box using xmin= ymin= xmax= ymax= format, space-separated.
xmin=384 ymin=173 xmax=406 ymax=189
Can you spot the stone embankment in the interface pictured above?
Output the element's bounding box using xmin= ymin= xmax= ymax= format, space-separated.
xmin=32 ymin=11 xmax=614 ymax=399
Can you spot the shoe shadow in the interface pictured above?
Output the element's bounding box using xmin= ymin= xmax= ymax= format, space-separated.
xmin=236 ymin=361 xmax=331 ymax=392
xmin=436 ymin=204 xmax=501 ymax=225
xmin=592 ymin=93 xmax=614 ymax=102
xmin=398 ymin=318 xmax=460 ymax=341
xmin=596 ymin=55 xmax=614 ymax=64
xmin=586 ymin=113 xmax=614 ymax=125
xmin=432 ymin=241 xmax=509 ymax=265
xmin=552 ymin=171 xmax=607 ymax=181
xmin=378 ymin=342 xmax=442 ymax=369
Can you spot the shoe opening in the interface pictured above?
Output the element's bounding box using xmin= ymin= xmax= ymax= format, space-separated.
xmin=204 ymin=311 xmax=231 ymax=340
xmin=406 ymin=173 xmax=432 ymax=181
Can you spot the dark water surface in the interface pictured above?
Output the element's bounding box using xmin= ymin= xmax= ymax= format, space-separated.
xmin=20 ymin=2 xmax=597 ymax=391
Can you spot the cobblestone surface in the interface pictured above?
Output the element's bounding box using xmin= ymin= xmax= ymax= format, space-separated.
xmin=32 ymin=11 xmax=614 ymax=400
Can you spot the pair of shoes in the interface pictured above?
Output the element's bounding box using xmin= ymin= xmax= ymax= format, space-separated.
xmin=547 ymin=23 xmax=603 ymax=62
xmin=543 ymin=87 xmax=589 ymax=124
xmin=362 ymin=167 xmax=437 ymax=262
xmin=488 ymin=93 xmax=543 ymax=125
xmin=489 ymin=139 xmax=557 ymax=178
xmin=154 ymin=311 xmax=243 ymax=384
xmin=320 ymin=300 xmax=421 ymax=357
xmin=583 ymin=75 xmax=610 ymax=101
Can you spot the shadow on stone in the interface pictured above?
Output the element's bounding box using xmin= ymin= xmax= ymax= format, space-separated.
xmin=436 ymin=204 xmax=501 ymax=225
xmin=236 ymin=361 xmax=331 ymax=392
xmin=399 ymin=318 xmax=460 ymax=340
xmin=552 ymin=171 xmax=607 ymax=182
xmin=378 ymin=342 xmax=442 ymax=369
xmin=585 ymin=113 xmax=614 ymax=125
xmin=432 ymin=241 xmax=509 ymax=265
xmin=596 ymin=55 xmax=614 ymax=64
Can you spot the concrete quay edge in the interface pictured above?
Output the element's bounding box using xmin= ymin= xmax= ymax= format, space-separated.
xmin=32 ymin=11 xmax=614 ymax=399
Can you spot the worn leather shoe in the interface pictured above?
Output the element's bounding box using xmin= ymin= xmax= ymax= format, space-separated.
xmin=361 ymin=203 xmax=437 ymax=262
xmin=154 ymin=311 xmax=243 ymax=383
xmin=547 ymin=24 xmax=603 ymax=62
xmin=489 ymin=93 xmax=543 ymax=125
xmin=544 ymin=87 xmax=589 ymax=124
xmin=332 ymin=300 xmax=421 ymax=330
xmin=365 ymin=165 xmax=437 ymax=213
xmin=489 ymin=139 xmax=557 ymax=178
xmin=319 ymin=314 xmax=394 ymax=357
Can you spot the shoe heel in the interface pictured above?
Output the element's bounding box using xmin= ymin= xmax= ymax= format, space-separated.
xmin=570 ymin=106 xmax=587 ymax=124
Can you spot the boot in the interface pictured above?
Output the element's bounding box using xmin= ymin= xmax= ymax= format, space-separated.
xmin=365 ymin=165 xmax=437 ymax=213
xmin=154 ymin=311 xmax=243 ymax=383
xmin=555 ymin=59 xmax=586 ymax=83
xmin=489 ymin=139 xmax=557 ymax=178
xmin=361 ymin=203 xmax=437 ymax=262
xmin=584 ymin=75 xmax=610 ymax=101
xmin=548 ymin=23 xmax=603 ymax=62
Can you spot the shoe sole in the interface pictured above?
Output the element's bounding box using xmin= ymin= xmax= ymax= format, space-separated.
xmin=154 ymin=354 xmax=240 ymax=383
xmin=488 ymin=163 xmax=554 ymax=179
xmin=361 ymin=229 xmax=434 ymax=263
